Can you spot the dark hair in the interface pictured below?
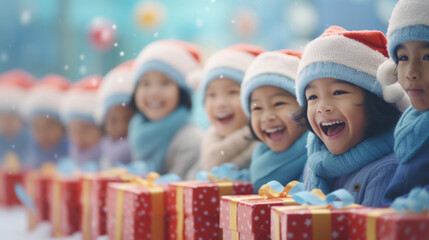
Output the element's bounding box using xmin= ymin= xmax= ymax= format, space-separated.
xmin=291 ymin=88 xmax=401 ymax=139
xmin=129 ymin=87 xmax=192 ymax=113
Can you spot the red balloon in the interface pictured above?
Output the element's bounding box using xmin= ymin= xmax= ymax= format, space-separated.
xmin=88 ymin=17 xmax=116 ymax=51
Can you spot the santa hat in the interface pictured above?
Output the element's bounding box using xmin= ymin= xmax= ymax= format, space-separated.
xmin=0 ymin=69 xmax=36 ymax=115
xmin=377 ymin=0 xmax=429 ymax=100
xmin=61 ymin=75 xmax=103 ymax=125
xmin=200 ymin=44 xmax=265 ymax=97
xmin=133 ymin=39 xmax=201 ymax=95
xmin=296 ymin=26 xmax=410 ymax=112
xmin=24 ymin=74 xmax=71 ymax=122
xmin=241 ymin=50 xmax=302 ymax=116
xmin=96 ymin=60 xmax=135 ymax=124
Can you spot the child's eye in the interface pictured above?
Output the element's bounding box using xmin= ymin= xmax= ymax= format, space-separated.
xmin=307 ymin=95 xmax=317 ymax=101
xmin=274 ymin=101 xmax=287 ymax=107
xmin=333 ymin=90 xmax=347 ymax=95
xmin=139 ymin=81 xmax=149 ymax=87
xmin=398 ymin=55 xmax=408 ymax=61
xmin=162 ymin=79 xmax=171 ymax=85
xmin=423 ymin=54 xmax=429 ymax=61
xmin=229 ymin=90 xmax=239 ymax=95
xmin=250 ymin=105 xmax=262 ymax=112
xmin=206 ymin=92 xmax=215 ymax=98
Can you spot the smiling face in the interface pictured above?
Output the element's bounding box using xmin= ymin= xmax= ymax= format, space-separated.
xmin=67 ymin=120 xmax=103 ymax=151
xmin=31 ymin=115 xmax=65 ymax=151
xmin=135 ymin=71 xmax=180 ymax=121
xmin=104 ymin=105 xmax=134 ymax=140
xmin=396 ymin=41 xmax=429 ymax=111
xmin=250 ymin=86 xmax=306 ymax=152
xmin=205 ymin=78 xmax=248 ymax=137
xmin=305 ymin=78 xmax=368 ymax=155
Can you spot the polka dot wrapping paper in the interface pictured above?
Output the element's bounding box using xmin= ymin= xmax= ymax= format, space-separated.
xmin=0 ymin=170 xmax=23 ymax=207
xmin=167 ymin=180 xmax=253 ymax=240
xmin=49 ymin=176 xmax=81 ymax=237
xmin=80 ymin=175 xmax=123 ymax=240
xmin=222 ymin=228 xmax=271 ymax=240
xmin=348 ymin=207 xmax=429 ymax=240
xmin=271 ymin=205 xmax=363 ymax=240
xmin=219 ymin=194 xmax=299 ymax=240
xmin=106 ymin=182 xmax=168 ymax=240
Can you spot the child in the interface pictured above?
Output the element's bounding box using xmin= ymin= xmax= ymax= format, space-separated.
xmin=197 ymin=44 xmax=264 ymax=172
xmin=129 ymin=39 xmax=203 ymax=178
xmin=0 ymin=70 xmax=35 ymax=165
xmin=241 ymin=50 xmax=308 ymax=191
xmin=294 ymin=26 xmax=408 ymax=207
xmin=24 ymin=74 xmax=70 ymax=168
xmin=61 ymin=75 xmax=103 ymax=168
xmin=96 ymin=60 xmax=135 ymax=169
xmin=377 ymin=0 xmax=429 ymax=203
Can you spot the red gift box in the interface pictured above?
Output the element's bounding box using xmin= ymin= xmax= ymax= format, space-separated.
xmin=349 ymin=208 xmax=429 ymax=240
xmin=271 ymin=205 xmax=362 ymax=240
xmin=80 ymin=174 xmax=123 ymax=240
xmin=50 ymin=176 xmax=81 ymax=237
xmin=0 ymin=170 xmax=23 ymax=207
xmin=222 ymin=229 xmax=271 ymax=240
xmin=24 ymin=171 xmax=52 ymax=230
xmin=220 ymin=194 xmax=298 ymax=239
xmin=107 ymin=181 xmax=168 ymax=240
xmin=167 ymin=180 xmax=253 ymax=240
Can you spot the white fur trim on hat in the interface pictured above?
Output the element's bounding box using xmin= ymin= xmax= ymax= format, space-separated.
xmin=61 ymin=89 xmax=99 ymax=124
xmin=134 ymin=40 xmax=200 ymax=84
xmin=244 ymin=51 xmax=299 ymax=84
xmin=298 ymin=34 xmax=386 ymax=79
xmin=0 ymin=86 xmax=28 ymax=114
xmin=203 ymin=49 xmax=257 ymax=77
xmin=23 ymin=85 xmax=66 ymax=120
xmin=377 ymin=59 xmax=397 ymax=85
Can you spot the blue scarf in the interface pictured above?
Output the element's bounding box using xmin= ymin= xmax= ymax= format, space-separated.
xmin=305 ymin=130 xmax=394 ymax=194
xmin=394 ymin=107 xmax=429 ymax=163
xmin=128 ymin=107 xmax=190 ymax=174
xmin=27 ymin=135 xmax=69 ymax=168
xmin=250 ymin=132 xmax=308 ymax=192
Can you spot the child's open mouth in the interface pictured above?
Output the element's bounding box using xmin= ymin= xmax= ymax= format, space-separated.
xmin=217 ymin=113 xmax=234 ymax=125
xmin=320 ymin=121 xmax=345 ymax=137
xmin=264 ymin=126 xmax=285 ymax=141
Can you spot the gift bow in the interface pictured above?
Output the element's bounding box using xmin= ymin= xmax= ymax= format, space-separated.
xmin=391 ymin=187 xmax=429 ymax=212
xmin=196 ymin=163 xmax=249 ymax=182
xmin=123 ymin=172 xmax=181 ymax=187
xmin=258 ymin=180 xmax=304 ymax=198
xmin=292 ymin=188 xmax=354 ymax=208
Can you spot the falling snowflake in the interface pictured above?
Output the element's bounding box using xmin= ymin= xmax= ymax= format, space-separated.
xmin=80 ymin=66 xmax=87 ymax=74
xmin=119 ymin=51 xmax=124 ymax=56
xmin=205 ymin=7 xmax=210 ymax=11
xmin=154 ymin=32 xmax=159 ymax=38
xmin=112 ymin=24 xmax=117 ymax=30
xmin=0 ymin=53 xmax=8 ymax=62
xmin=211 ymin=0 xmax=215 ymax=3
xmin=64 ymin=65 xmax=69 ymax=70
xmin=80 ymin=54 xmax=85 ymax=61
xmin=231 ymin=19 xmax=236 ymax=24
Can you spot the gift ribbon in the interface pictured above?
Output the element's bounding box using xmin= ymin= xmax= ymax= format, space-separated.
xmin=52 ymin=178 xmax=61 ymax=237
xmin=391 ymin=187 xmax=429 ymax=213
xmin=292 ymin=188 xmax=354 ymax=208
xmin=3 ymin=152 xmax=20 ymax=173
xmin=174 ymin=181 xmax=202 ymax=240
xmin=366 ymin=208 xmax=397 ymax=240
xmin=81 ymin=178 xmax=91 ymax=240
xmin=258 ymin=180 xmax=304 ymax=199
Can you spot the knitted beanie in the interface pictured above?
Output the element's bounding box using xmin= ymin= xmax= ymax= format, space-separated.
xmin=96 ymin=60 xmax=135 ymax=124
xmin=241 ymin=50 xmax=302 ymax=116
xmin=61 ymin=75 xmax=102 ymax=125
xmin=377 ymin=0 xmax=429 ymax=102
xmin=133 ymin=39 xmax=201 ymax=95
xmin=200 ymin=44 xmax=264 ymax=97
xmin=24 ymin=74 xmax=71 ymax=122
xmin=296 ymin=26 xmax=410 ymax=112
xmin=0 ymin=69 xmax=35 ymax=115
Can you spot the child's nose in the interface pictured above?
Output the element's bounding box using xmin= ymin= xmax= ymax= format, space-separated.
xmin=262 ymin=110 xmax=276 ymax=122
xmin=406 ymin=60 xmax=422 ymax=81
xmin=317 ymin=101 xmax=334 ymax=113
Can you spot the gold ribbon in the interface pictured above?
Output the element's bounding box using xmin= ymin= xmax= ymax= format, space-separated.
xmin=3 ymin=152 xmax=20 ymax=173
xmin=25 ymin=171 xmax=38 ymax=230
xmin=258 ymin=180 xmax=301 ymax=199
xmin=311 ymin=209 xmax=332 ymax=240
xmin=228 ymin=195 xmax=262 ymax=231
xmin=52 ymin=178 xmax=61 ymax=237
xmin=81 ymin=177 xmax=91 ymax=240
xmin=366 ymin=208 xmax=397 ymax=240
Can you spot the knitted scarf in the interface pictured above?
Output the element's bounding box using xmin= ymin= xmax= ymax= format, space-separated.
xmin=200 ymin=125 xmax=258 ymax=171
xmin=128 ymin=107 xmax=190 ymax=174
xmin=250 ymin=132 xmax=308 ymax=191
xmin=305 ymin=130 xmax=394 ymax=193
xmin=394 ymin=107 xmax=429 ymax=163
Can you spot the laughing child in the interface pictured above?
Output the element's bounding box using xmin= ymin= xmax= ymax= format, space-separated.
xmin=198 ymin=44 xmax=264 ymax=172
xmin=241 ymin=50 xmax=308 ymax=191
xmin=294 ymin=26 xmax=409 ymax=207
xmin=128 ymin=40 xmax=203 ymax=178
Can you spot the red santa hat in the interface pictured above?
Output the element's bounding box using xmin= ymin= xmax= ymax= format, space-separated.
xmin=61 ymin=75 xmax=103 ymax=125
xmin=0 ymin=69 xmax=36 ymax=115
xmin=24 ymin=74 xmax=71 ymax=122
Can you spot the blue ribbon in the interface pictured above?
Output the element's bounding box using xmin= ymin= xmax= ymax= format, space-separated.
xmin=155 ymin=173 xmax=182 ymax=184
xmin=391 ymin=187 xmax=429 ymax=212
xmin=265 ymin=180 xmax=305 ymax=194
xmin=196 ymin=163 xmax=250 ymax=181
xmin=292 ymin=188 xmax=355 ymax=208
xmin=14 ymin=183 xmax=36 ymax=212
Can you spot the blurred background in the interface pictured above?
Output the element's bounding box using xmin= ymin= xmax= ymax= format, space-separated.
xmin=0 ymin=0 xmax=397 ymax=81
